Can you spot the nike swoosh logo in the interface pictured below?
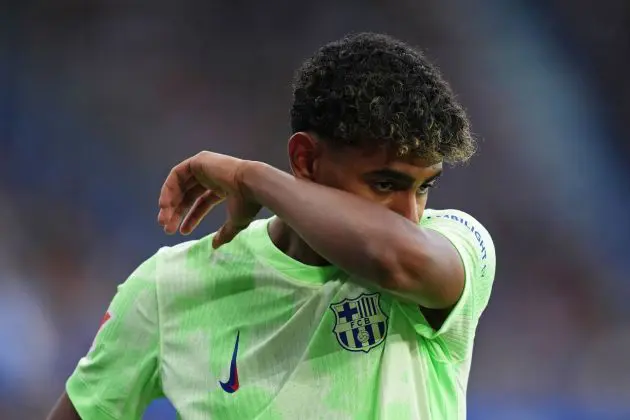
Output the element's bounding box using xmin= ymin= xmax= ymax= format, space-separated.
xmin=219 ymin=331 xmax=240 ymax=393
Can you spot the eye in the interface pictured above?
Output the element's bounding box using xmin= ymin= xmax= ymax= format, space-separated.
xmin=417 ymin=182 xmax=437 ymax=195
xmin=372 ymin=181 xmax=396 ymax=193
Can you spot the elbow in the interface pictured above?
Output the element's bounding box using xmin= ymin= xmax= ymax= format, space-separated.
xmin=380 ymin=260 xmax=423 ymax=296
xmin=372 ymin=242 xmax=460 ymax=309
xmin=369 ymin=240 xmax=423 ymax=293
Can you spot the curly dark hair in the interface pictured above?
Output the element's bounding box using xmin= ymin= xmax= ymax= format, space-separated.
xmin=290 ymin=32 xmax=476 ymax=164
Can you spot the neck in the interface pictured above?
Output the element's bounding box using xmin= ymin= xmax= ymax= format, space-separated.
xmin=268 ymin=217 xmax=331 ymax=267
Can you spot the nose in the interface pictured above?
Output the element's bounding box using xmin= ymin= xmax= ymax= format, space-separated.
xmin=390 ymin=192 xmax=420 ymax=224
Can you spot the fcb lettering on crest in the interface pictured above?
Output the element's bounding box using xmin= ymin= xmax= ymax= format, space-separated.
xmin=330 ymin=293 xmax=388 ymax=353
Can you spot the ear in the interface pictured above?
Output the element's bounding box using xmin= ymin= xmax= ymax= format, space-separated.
xmin=288 ymin=132 xmax=321 ymax=180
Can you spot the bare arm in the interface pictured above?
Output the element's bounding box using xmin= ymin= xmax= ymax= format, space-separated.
xmin=47 ymin=393 xmax=81 ymax=420
xmin=158 ymin=152 xmax=464 ymax=309
xmin=240 ymin=162 xmax=464 ymax=308
xmin=46 ymin=254 xmax=163 ymax=420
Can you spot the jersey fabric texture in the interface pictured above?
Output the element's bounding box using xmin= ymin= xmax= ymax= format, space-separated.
xmin=66 ymin=209 xmax=496 ymax=420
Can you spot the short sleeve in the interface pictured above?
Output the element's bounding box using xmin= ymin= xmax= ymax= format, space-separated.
xmin=66 ymin=252 xmax=163 ymax=420
xmin=395 ymin=209 xmax=497 ymax=361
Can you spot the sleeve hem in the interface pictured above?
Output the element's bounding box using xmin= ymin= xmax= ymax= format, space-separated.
xmin=426 ymin=226 xmax=475 ymax=337
xmin=155 ymin=247 xmax=165 ymax=391
xmin=66 ymin=373 xmax=119 ymax=420
xmin=393 ymin=224 xmax=475 ymax=362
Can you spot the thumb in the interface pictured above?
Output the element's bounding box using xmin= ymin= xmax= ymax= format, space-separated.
xmin=212 ymin=220 xmax=244 ymax=249
xmin=212 ymin=195 xmax=259 ymax=249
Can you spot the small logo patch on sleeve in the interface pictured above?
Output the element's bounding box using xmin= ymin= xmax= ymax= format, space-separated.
xmin=89 ymin=310 xmax=113 ymax=352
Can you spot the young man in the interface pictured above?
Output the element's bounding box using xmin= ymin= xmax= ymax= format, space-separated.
xmin=49 ymin=32 xmax=496 ymax=420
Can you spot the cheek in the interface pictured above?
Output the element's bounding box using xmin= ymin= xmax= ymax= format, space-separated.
xmin=350 ymin=185 xmax=399 ymax=207
xmin=336 ymin=180 xmax=380 ymax=201
xmin=315 ymin=169 xmax=347 ymax=190
xmin=318 ymin=173 xmax=386 ymax=203
xmin=416 ymin=193 xmax=429 ymax=217
xmin=354 ymin=186 xmax=388 ymax=202
xmin=313 ymin=163 xmax=367 ymax=194
xmin=417 ymin=195 xmax=428 ymax=210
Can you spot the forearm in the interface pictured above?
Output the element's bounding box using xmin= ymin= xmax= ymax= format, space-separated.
xmin=47 ymin=393 xmax=81 ymax=420
xmin=241 ymin=161 xmax=430 ymax=292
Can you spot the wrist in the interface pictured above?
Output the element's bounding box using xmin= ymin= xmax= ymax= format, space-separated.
xmin=237 ymin=160 xmax=268 ymax=201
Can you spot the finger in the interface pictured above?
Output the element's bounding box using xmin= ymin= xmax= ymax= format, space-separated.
xmin=158 ymin=173 xmax=206 ymax=227
xmin=158 ymin=158 xmax=195 ymax=223
xmin=212 ymin=219 xmax=251 ymax=249
xmin=164 ymin=184 xmax=208 ymax=234
xmin=182 ymin=176 xmax=202 ymax=192
xmin=212 ymin=223 xmax=231 ymax=249
xmin=180 ymin=191 xmax=224 ymax=235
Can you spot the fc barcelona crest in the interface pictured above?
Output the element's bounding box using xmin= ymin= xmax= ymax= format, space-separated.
xmin=330 ymin=293 xmax=388 ymax=353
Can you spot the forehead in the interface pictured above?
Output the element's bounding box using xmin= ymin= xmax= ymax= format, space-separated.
xmin=326 ymin=144 xmax=443 ymax=178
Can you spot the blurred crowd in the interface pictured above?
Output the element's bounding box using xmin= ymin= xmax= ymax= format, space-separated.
xmin=1 ymin=1 xmax=629 ymax=419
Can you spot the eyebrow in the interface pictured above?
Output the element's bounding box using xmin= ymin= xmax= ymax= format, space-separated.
xmin=424 ymin=170 xmax=443 ymax=183
xmin=365 ymin=169 xmax=443 ymax=184
xmin=365 ymin=169 xmax=415 ymax=183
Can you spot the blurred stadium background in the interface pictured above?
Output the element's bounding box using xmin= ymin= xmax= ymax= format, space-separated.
xmin=1 ymin=1 xmax=630 ymax=419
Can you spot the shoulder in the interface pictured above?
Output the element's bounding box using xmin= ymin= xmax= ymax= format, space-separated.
xmin=152 ymin=234 xmax=216 ymax=292
xmin=152 ymin=219 xmax=268 ymax=295
xmin=395 ymin=209 xmax=496 ymax=359
xmin=421 ymin=209 xmax=493 ymax=246
xmin=156 ymin=235 xmax=213 ymax=267
xmin=421 ymin=208 xmax=490 ymax=234
xmin=420 ymin=208 xmax=495 ymax=280
xmin=155 ymin=217 xmax=267 ymax=272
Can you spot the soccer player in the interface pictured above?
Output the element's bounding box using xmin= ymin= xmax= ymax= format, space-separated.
xmin=48 ymin=32 xmax=496 ymax=420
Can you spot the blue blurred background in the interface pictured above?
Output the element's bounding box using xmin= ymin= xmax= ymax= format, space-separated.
xmin=1 ymin=1 xmax=630 ymax=419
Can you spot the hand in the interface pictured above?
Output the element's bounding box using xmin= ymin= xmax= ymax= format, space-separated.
xmin=157 ymin=151 xmax=261 ymax=248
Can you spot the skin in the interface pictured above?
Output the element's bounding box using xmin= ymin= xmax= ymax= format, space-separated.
xmin=47 ymin=394 xmax=80 ymax=420
xmin=269 ymin=135 xmax=441 ymax=268
xmin=159 ymin=132 xmax=464 ymax=309
xmin=47 ymin=132 xmax=465 ymax=420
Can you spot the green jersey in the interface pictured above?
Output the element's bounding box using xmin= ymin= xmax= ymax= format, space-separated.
xmin=67 ymin=208 xmax=496 ymax=420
